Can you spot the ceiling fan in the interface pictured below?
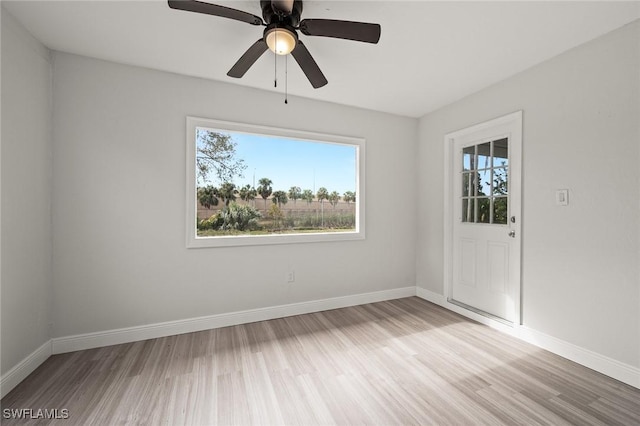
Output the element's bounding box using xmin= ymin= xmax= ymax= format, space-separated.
xmin=168 ymin=0 xmax=381 ymax=88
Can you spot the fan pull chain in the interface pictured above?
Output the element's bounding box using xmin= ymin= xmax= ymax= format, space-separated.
xmin=284 ymin=54 xmax=288 ymax=104
xmin=274 ymin=31 xmax=278 ymax=87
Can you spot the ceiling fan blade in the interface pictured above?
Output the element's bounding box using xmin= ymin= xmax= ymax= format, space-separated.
xmin=168 ymin=0 xmax=264 ymax=26
xmin=227 ymin=39 xmax=269 ymax=78
xmin=291 ymin=41 xmax=327 ymax=89
xmin=299 ymin=19 xmax=381 ymax=44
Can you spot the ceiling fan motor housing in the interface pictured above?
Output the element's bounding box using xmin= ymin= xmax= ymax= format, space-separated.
xmin=261 ymin=0 xmax=303 ymax=26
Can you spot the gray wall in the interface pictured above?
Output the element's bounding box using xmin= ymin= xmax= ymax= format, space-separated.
xmin=1 ymin=9 xmax=53 ymax=375
xmin=50 ymin=52 xmax=418 ymax=338
xmin=417 ymin=21 xmax=640 ymax=368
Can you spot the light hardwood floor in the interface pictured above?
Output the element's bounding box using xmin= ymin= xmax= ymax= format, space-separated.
xmin=2 ymin=297 xmax=639 ymax=425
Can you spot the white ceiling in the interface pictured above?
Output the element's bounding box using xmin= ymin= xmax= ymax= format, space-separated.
xmin=4 ymin=1 xmax=639 ymax=117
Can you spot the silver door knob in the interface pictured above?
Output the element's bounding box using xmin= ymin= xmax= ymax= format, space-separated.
xmin=508 ymin=230 xmax=516 ymax=238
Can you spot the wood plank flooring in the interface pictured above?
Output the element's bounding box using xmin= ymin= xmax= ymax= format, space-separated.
xmin=2 ymin=297 xmax=639 ymax=425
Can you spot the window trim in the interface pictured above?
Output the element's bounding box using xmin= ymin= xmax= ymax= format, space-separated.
xmin=186 ymin=116 xmax=365 ymax=248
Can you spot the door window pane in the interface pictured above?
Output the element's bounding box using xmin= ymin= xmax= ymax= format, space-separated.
xmin=478 ymin=169 xmax=491 ymax=196
xmin=477 ymin=198 xmax=491 ymax=223
xmin=493 ymin=167 xmax=508 ymax=196
xmin=493 ymin=138 xmax=509 ymax=167
xmin=477 ymin=142 xmax=491 ymax=169
xmin=493 ymin=197 xmax=508 ymax=224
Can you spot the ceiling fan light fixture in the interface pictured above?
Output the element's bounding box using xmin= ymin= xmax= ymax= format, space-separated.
xmin=265 ymin=27 xmax=297 ymax=55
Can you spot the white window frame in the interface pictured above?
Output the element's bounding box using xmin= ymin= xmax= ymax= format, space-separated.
xmin=186 ymin=116 xmax=365 ymax=248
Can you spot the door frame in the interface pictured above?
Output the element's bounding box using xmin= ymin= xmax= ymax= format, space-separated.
xmin=443 ymin=111 xmax=523 ymax=326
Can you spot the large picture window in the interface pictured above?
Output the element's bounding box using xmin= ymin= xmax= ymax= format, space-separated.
xmin=186 ymin=117 xmax=365 ymax=248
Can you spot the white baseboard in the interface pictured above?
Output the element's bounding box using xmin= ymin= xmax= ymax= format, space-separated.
xmin=52 ymin=286 xmax=417 ymax=354
xmin=517 ymin=327 xmax=640 ymax=389
xmin=1 ymin=340 xmax=52 ymax=399
xmin=416 ymin=287 xmax=640 ymax=389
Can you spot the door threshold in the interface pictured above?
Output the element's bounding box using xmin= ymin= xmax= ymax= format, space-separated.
xmin=447 ymin=298 xmax=514 ymax=327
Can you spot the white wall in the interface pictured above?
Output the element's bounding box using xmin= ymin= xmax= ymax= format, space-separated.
xmin=51 ymin=52 xmax=418 ymax=338
xmin=417 ymin=21 xmax=640 ymax=368
xmin=1 ymin=9 xmax=53 ymax=376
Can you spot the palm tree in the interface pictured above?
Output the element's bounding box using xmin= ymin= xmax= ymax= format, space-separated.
xmin=238 ymin=184 xmax=257 ymax=205
xmin=316 ymin=187 xmax=328 ymax=227
xmin=238 ymin=184 xmax=249 ymax=201
xmin=272 ymin=190 xmax=288 ymax=207
xmin=343 ymin=191 xmax=356 ymax=205
xmin=328 ymin=191 xmax=340 ymax=208
xmin=288 ymin=186 xmax=301 ymax=205
xmin=257 ymin=178 xmax=273 ymax=210
xmin=302 ymin=189 xmax=314 ymax=205
xmin=248 ymin=187 xmax=257 ymax=206
xmin=197 ymin=185 xmax=219 ymax=209
xmin=316 ymin=187 xmax=329 ymax=205
xmin=218 ymin=182 xmax=237 ymax=206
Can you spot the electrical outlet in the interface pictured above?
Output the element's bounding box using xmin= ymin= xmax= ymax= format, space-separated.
xmin=287 ymin=271 xmax=295 ymax=283
xmin=556 ymin=189 xmax=569 ymax=206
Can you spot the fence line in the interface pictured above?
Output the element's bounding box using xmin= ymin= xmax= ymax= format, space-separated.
xmin=198 ymin=200 xmax=356 ymax=220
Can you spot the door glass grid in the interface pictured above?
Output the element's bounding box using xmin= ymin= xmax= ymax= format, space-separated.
xmin=461 ymin=138 xmax=508 ymax=224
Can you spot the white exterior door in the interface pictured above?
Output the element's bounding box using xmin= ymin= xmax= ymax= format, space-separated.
xmin=446 ymin=112 xmax=522 ymax=323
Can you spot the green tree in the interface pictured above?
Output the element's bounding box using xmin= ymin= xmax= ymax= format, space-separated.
xmin=316 ymin=187 xmax=329 ymax=228
xmin=302 ymin=189 xmax=314 ymax=205
xmin=238 ymin=184 xmax=257 ymax=205
xmin=257 ymin=178 xmax=273 ymax=210
xmin=238 ymin=184 xmax=249 ymax=201
xmin=288 ymin=186 xmax=301 ymax=205
xmin=197 ymin=185 xmax=219 ymax=209
xmin=218 ymin=182 xmax=237 ymax=207
xmin=493 ymin=167 xmax=508 ymax=196
xmin=316 ymin=187 xmax=329 ymax=205
xmin=196 ymin=130 xmax=246 ymax=184
xmin=328 ymin=191 xmax=340 ymax=208
xmin=343 ymin=191 xmax=356 ymax=205
xmin=272 ymin=190 xmax=288 ymax=207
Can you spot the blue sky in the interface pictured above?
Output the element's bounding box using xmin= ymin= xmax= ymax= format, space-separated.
xmin=199 ymin=130 xmax=357 ymax=195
